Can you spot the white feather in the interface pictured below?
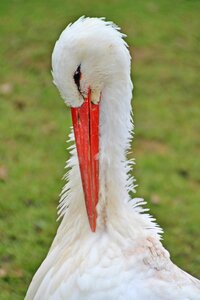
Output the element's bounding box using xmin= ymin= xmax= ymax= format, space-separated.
xmin=25 ymin=17 xmax=200 ymax=300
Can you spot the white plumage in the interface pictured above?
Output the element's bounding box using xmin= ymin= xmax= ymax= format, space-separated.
xmin=25 ymin=17 xmax=200 ymax=300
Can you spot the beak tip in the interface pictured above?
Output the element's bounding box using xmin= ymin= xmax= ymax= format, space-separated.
xmin=90 ymin=218 xmax=96 ymax=232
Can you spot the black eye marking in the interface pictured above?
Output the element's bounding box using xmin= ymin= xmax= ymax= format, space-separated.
xmin=73 ymin=64 xmax=81 ymax=93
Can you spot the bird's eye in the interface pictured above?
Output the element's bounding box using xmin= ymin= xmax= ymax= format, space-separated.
xmin=73 ymin=65 xmax=81 ymax=93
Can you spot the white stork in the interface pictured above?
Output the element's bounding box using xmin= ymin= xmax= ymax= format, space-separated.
xmin=25 ymin=17 xmax=200 ymax=300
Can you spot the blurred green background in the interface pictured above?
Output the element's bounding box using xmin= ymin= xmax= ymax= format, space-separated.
xmin=0 ymin=0 xmax=199 ymax=299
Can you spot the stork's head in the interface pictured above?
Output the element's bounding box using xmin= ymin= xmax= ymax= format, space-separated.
xmin=52 ymin=17 xmax=131 ymax=232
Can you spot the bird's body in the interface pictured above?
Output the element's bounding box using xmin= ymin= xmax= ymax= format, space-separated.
xmin=26 ymin=220 xmax=200 ymax=300
xmin=26 ymin=230 xmax=200 ymax=299
xmin=25 ymin=17 xmax=200 ymax=300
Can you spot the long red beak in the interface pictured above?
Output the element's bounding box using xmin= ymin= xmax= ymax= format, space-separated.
xmin=71 ymin=89 xmax=99 ymax=232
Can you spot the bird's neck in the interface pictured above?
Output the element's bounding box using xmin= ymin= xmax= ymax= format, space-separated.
xmin=52 ymin=77 xmax=161 ymax=252
xmin=57 ymin=75 xmax=134 ymax=237
xmin=97 ymin=80 xmax=134 ymax=224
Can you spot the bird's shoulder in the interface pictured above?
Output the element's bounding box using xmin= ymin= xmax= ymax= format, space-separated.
xmin=138 ymin=236 xmax=200 ymax=299
xmin=142 ymin=236 xmax=171 ymax=271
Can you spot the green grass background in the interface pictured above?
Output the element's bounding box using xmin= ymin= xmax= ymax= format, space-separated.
xmin=0 ymin=0 xmax=199 ymax=298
